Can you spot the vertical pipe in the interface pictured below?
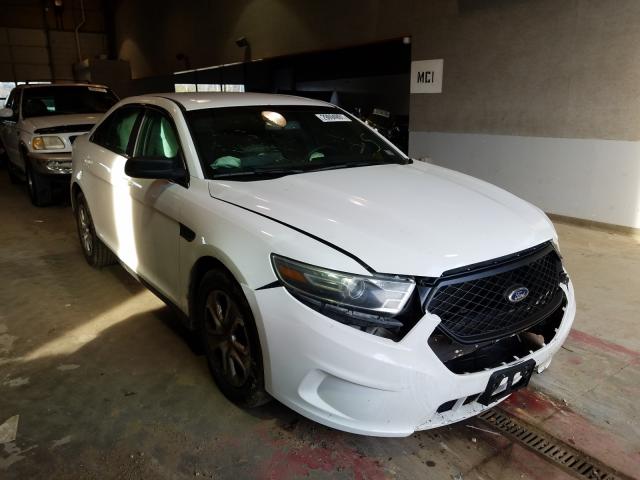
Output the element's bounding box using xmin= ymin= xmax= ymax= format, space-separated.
xmin=75 ymin=0 xmax=86 ymax=62
xmin=41 ymin=0 xmax=55 ymax=81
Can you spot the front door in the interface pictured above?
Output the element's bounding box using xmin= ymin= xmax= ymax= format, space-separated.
xmin=126 ymin=106 xmax=186 ymax=304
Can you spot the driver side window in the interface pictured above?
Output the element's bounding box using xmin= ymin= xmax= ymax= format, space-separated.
xmin=135 ymin=109 xmax=182 ymax=161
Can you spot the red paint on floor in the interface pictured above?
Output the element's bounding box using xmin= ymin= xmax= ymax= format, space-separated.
xmin=253 ymin=423 xmax=388 ymax=480
xmin=569 ymin=329 xmax=640 ymax=362
xmin=501 ymin=389 xmax=640 ymax=479
xmin=261 ymin=444 xmax=387 ymax=480
xmin=541 ymin=408 xmax=640 ymax=479
xmin=502 ymin=388 xmax=561 ymax=423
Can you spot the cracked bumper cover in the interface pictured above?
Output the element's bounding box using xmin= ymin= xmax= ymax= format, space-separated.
xmin=244 ymin=281 xmax=576 ymax=437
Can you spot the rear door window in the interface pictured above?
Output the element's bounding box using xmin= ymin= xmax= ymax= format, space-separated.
xmin=92 ymin=106 xmax=142 ymax=155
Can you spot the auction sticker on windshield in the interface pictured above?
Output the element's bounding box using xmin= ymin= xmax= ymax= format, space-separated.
xmin=315 ymin=113 xmax=351 ymax=122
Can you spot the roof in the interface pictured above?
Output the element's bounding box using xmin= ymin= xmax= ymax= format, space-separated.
xmin=16 ymin=83 xmax=110 ymax=90
xmin=147 ymin=92 xmax=333 ymax=111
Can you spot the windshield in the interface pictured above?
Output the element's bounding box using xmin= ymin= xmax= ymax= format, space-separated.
xmin=21 ymin=86 xmax=118 ymax=118
xmin=186 ymin=106 xmax=409 ymax=180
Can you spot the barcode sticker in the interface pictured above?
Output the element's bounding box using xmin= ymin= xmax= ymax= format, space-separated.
xmin=315 ymin=113 xmax=351 ymax=122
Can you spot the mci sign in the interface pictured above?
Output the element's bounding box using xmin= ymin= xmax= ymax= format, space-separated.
xmin=410 ymin=59 xmax=443 ymax=94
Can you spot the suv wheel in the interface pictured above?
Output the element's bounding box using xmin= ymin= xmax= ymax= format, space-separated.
xmin=7 ymin=162 xmax=21 ymax=184
xmin=197 ymin=269 xmax=270 ymax=408
xmin=75 ymin=192 xmax=116 ymax=268
xmin=25 ymin=162 xmax=52 ymax=206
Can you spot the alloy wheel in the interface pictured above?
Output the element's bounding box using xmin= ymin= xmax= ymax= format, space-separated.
xmin=78 ymin=204 xmax=93 ymax=255
xmin=203 ymin=290 xmax=252 ymax=388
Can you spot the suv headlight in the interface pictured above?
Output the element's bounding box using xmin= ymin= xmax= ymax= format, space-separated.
xmin=32 ymin=136 xmax=65 ymax=150
xmin=272 ymin=254 xmax=415 ymax=315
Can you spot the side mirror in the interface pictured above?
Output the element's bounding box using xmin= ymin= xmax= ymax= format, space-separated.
xmin=0 ymin=107 xmax=14 ymax=118
xmin=124 ymin=157 xmax=187 ymax=183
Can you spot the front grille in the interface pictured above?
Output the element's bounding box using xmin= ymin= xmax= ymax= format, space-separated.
xmin=425 ymin=243 xmax=564 ymax=344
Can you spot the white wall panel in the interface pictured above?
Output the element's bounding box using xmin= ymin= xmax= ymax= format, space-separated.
xmin=410 ymin=131 xmax=640 ymax=229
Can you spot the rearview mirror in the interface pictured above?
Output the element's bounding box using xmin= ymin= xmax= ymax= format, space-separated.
xmin=124 ymin=157 xmax=187 ymax=183
xmin=0 ymin=107 xmax=14 ymax=118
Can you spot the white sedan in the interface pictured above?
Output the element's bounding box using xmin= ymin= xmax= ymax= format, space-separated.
xmin=71 ymin=93 xmax=575 ymax=437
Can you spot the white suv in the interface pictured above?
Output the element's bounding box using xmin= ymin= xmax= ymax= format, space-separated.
xmin=71 ymin=93 xmax=576 ymax=437
xmin=0 ymin=83 xmax=118 ymax=205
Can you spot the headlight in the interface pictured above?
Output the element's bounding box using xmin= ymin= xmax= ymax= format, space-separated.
xmin=272 ymin=254 xmax=415 ymax=315
xmin=32 ymin=136 xmax=65 ymax=150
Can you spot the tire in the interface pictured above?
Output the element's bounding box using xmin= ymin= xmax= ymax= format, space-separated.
xmin=75 ymin=192 xmax=116 ymax=268
xmin=6 ymin=160 xmax=21 ymax=185
xmin=25 ymin=162 xmax=52 ymax=206
xmin=197 ymin=269 xmax=270 ymax=408
xmin=0 ymin=141 xmax=7 ymax=168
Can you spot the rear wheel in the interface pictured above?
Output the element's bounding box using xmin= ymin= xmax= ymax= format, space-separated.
xmin=197 ymin=269 xmax=270 ymax=408
xmin=25 ymin=162 xmax=52 ymax=207
xmin=75 ymin=192 xmax=116 ymax=268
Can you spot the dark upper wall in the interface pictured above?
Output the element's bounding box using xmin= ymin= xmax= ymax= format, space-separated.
xmin=115 ymin=0 xmax=439 ymax=78
xmin=0 ymin=0 xmax=107 ymax=32
xmin=114 ymin=0 xmax=640 ymax=141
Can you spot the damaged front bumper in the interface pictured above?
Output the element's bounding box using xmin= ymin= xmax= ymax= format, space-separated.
xmin=246 ymin=280 xmax=576 ymax=437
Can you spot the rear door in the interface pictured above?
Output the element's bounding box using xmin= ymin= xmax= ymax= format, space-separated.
xmin=82 ymin=105 xmax=143 ymax=262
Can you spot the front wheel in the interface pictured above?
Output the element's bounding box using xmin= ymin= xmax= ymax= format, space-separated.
xmin=75 ymin=192 xmax=116 ymax=268
xmin=197 ymin=269 xmax=270 ymax=408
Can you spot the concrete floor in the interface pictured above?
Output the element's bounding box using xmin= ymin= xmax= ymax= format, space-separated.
xmin=0 ymin=172 xmax=638 ymax=480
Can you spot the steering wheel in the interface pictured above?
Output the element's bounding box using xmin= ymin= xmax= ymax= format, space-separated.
xmin=358 ymin=134 xmax=382 ymax=155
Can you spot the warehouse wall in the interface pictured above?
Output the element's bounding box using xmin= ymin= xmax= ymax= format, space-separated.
xmin=408 ymin=0 xmax=640 ymax=228
xmin=0 ymin=0 xmax=109 ymax=82
xmin=0 ymin=28 xmax=108 ymax=81
xmin=115 ymin=0 xmax=423 ymax=79
xmin=114 ymin=0 xmax=640 ymax=228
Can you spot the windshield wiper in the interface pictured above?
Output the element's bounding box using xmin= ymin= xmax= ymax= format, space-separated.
xmin=212 ymin=167 xmax=305 ymax=179
xmin=306 ymin=159 xmax=411 ymax=173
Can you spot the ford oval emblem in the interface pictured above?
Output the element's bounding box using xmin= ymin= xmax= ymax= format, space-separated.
xmin=507 ymin=286 xmax=529 ymax=303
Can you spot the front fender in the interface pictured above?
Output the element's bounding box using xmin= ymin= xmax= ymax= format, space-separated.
xmin=178 ymin=178 xmax=371 ymax=312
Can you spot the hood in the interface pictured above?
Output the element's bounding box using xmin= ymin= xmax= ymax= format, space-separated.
xmin=208 ymin=162 xmax=556 ymax=277
xmin=24 ymin=113 xmax=103 ymax=132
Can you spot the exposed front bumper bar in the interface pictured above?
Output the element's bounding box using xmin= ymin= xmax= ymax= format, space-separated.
xmin=27 ymin=151 xmax=72 ymax=175
xmin=245 ymin=280 xmax=576 ymax=437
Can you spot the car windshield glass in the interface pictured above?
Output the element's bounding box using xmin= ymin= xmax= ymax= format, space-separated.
xmin=22 ymin=86 xmax=118 ymax=118
xmin=186 ymin=106 xmax=408 ymax=180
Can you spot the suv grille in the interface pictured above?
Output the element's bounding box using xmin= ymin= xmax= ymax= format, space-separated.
xmin=425 ymin=243 xmax=564 ymax=344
